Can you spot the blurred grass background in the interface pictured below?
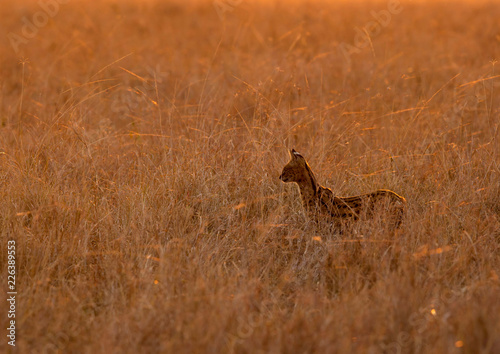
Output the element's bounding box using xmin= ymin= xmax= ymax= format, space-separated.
xmin=0 ymin=0 xmax=499 ymax=352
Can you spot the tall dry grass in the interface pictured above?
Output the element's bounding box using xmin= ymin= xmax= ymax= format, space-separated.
xmin=0 ymin=0 xmax=499 ymax=352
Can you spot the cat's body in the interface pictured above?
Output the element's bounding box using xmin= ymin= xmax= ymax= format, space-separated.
xmin=279 ymin=149 xmax=406 ymax=229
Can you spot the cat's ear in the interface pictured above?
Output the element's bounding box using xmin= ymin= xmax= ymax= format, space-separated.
xmin=290 ymin=149 xmax=301 ymax=159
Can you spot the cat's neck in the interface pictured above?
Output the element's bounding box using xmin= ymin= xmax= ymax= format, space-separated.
xmin=294 ymin=163 xmax=319 ymax=202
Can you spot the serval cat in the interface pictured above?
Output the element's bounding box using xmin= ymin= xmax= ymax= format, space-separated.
xmin=279 ymin=149 xmax=406 ymax=230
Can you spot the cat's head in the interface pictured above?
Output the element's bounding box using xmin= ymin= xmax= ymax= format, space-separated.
xmin=279 ymin=149 xmax=307 ymax=182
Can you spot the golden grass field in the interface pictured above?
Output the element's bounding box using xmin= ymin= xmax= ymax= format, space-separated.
xmin=1 ymin=0 xmax=499 ymax=352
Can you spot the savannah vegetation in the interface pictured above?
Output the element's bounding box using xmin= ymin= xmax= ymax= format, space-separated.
xmin=0 ymin=0 xmax=499 ymax=352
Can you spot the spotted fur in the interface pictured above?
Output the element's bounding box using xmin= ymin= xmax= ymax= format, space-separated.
xmin=279 ymin=149 xmax=406 ymax=228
